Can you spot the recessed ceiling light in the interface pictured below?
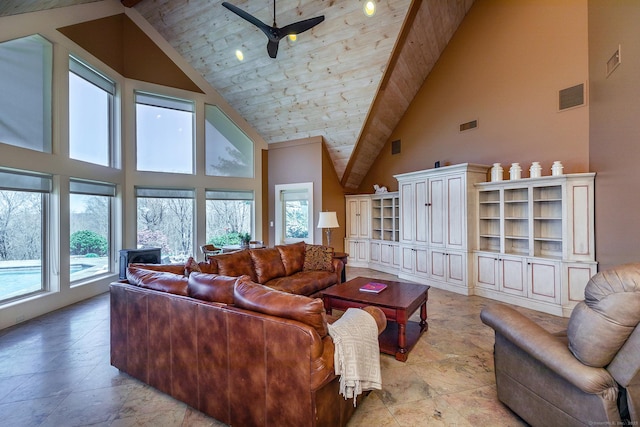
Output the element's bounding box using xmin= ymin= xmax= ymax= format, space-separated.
xmin=364 ymin=1 xmax=376 ymax=17
xmin=288 ymin=34 xmax=297 ymax=42
xmin=235 ymin=49 xmax=244 ymax=61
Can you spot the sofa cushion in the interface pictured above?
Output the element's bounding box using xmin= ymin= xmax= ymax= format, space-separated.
xmin=567 ymin=263 xmax=640 ymax=367
xmin=249 ymin=247 xmax=286 ymax=284
xmin=208 ymin=250 xmax=257 ymax=282
xmin=303 ymin=244 xmax=334 ymax=272
xmin=188 ymin=272 xmax=237 ymax=304
xmin=129 ymin=263 xmax=186 ymax=275
xmin=184 ymin=256 xmax=202 ymax=276
xmin=276 ymin=241 xmax=306 ymax=276
xmin=266 ymin=270 xmax=336 ymax=297
xmin=234 ymin=277 xmax=328 ymax=338
xmin=126 ymin=266 xmax=188 ymax=296
xmin=198 ymin=261 xmax=218 ymax=274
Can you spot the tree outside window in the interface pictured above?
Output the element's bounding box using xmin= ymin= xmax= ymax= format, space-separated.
xmin=0 ymin=170 xmax=51 ymax=303
xmin=69 ymin=179 xmax=115 ymax=283
xmin=206 ymin=190 xmax=254 ymax=246
xmin=136 ymin=188 xmax=194 ymax=262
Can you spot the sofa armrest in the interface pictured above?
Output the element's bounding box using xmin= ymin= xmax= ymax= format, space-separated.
xmin=481 ymin=304 xmax=617 ymax=396
xmin=332 ymin=259 xmax=344 ymax=285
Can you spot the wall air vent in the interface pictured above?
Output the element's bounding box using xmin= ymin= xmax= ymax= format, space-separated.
xmin=459 ymin=119 xmax=478 ymax=132
xmin=607 ymin=45 xmax=621 ymax=77
xmin=559 ymin=83 xmax=585 ymax=111
xmin=391 ymin=139 xmax=401 ymax=155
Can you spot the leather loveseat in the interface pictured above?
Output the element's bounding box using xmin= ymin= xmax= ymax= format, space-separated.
xmin=481 ymin=263 xmax=640 ymax=426
xmin=111 ymin=260 xmax=385 ymax=426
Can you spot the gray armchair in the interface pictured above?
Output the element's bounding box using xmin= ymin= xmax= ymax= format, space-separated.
xmin=481 ymin=263 xmax=640 ymax=427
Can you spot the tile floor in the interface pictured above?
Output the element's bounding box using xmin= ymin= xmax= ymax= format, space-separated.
xmin=0 ymin=267 xmax=568 ymax=426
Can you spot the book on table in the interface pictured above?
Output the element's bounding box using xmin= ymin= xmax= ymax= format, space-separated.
xmin=359 ymin=282 xmax=387 ymax=294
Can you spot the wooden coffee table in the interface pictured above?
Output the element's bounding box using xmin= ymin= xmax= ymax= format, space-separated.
xmin=322 ymin=276 xmax=429 ymax=362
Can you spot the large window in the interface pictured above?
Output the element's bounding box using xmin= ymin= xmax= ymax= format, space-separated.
xmin=205 ymin=104 xmax=253 ymax=178
xmin=70 ymin=179 xmax=115 ymax=283
xmin=0 ymin=169 xmax=51 ymax=303
xmin=0 ymin=34 xmax=52 ymax=152
xmin=275 ymin=183 xmax=313 ymax=245
xmin=135 ymin=91 xmax=194 ymax=174
xmin=205 ymin=190 xmax=254 ymax=246
xmin=136 ymin=187 xmax=194 ymax=262
xmin=69 ymin=56 xmax=115 ymax=166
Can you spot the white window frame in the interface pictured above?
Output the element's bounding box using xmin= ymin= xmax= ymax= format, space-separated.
xmin=69 ymin=178 xmax=116 ymax=285
xmin=134 ymin=91 xmax=195 ymax=174
xmin=68 ymin=55 xmax=116 ymax=167
xmin=275 ymin=182 xmax=314 ymax=245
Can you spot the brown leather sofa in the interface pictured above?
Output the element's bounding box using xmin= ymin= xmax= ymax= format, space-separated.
xmin=481 ymin=263 xmax=640 ymax=427
xmin=111 ymin=266 xmax=385 ymax=426
xmin=203 ymin=242 xmax=343 ymax=297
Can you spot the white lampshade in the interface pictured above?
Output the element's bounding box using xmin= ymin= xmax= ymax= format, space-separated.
xmin=317 ymin=211 xmax=339 ymax=228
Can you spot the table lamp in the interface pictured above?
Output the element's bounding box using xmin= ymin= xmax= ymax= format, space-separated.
xmin=317 ymin=211 xmax=339 ymax=248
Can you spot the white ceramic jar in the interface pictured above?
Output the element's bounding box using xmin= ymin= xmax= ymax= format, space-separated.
xmin=530 ymin=162 xmax=542 ymax=178
xmin=509 ymin=163 xmax=522 ymax=180
xmin=551 ymin=161 xmax=564 ymax=176
xmin=491 ymin=163 xmax=504 ymax=181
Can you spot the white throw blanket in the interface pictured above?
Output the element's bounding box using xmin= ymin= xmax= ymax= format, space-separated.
xmin=327 ymin=308 xmax=382 ymax=406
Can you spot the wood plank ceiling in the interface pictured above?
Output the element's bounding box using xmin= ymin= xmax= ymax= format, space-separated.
xmin=0 ymin=0 xmax=474 ymax=191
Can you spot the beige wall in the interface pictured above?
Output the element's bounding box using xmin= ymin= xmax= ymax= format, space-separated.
xmin=359 ymin=0 xmax=589 ymax=193
xmin=268 ymin=137 xmax=345 ymax=250
xmin=588 ymin=0 xmax=640 ymax=270
xmin=321 ymin=142 xmax=346 ymax=252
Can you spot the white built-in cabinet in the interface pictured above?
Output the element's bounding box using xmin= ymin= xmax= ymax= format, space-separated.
xmin=474 ymin=173 xmax=596 ymax=316
xmin=345 ymin=195 xmax=371 ymax=266
xmin=345 ymin=192 xmax=400 ymax=273
xmin=394 ymin=164 xmax=490 ymax=294
xmin=344 ymin=165 xmax=596 ymax=317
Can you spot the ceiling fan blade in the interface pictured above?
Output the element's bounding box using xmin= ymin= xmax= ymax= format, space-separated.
xmin=280 ymin=15 xmax=325 ymax=37
xmin=222 ymin=2 xmax=271 ymax=34
xmin=267 ymin=40 xmax=279 ymax=58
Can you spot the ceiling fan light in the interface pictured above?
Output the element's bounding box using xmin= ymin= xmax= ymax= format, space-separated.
xmin=288 ymin=34 xmax=297 ymax=42
xmin=235 ymin=49 xmax=244 ymax=61
xmin=364 ymin=1 xmax=376 ymax=17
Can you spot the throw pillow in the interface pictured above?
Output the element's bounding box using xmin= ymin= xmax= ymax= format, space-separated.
xmin=303 ymin=244 xmax=334 ymax=272
xmin=184 ymin=256 xmax=202 ymax=276
xmin=188 ymin=272 xmax=237 ymax=304
xmin=126 ymin=267 xmax=188 ymax=296
xmin=233 ymin=277 xmax=328 ymax=338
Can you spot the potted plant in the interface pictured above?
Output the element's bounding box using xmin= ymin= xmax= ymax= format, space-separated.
xmin=240 ymin=232 xmax=251 ymax=248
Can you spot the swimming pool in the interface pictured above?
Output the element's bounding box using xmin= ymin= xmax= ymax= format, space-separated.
xmin=0 ymin=264 xmax=93 ymax=300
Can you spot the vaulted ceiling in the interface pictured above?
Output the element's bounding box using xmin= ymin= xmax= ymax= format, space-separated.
xmin=0 ymin=0 xmax=474 ymax=190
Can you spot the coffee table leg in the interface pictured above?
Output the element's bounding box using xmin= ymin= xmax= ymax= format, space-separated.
xmin=396 ymin=322 xmax=408 ymax=361
xmin=419 ymin=302 xmax=427 ymax=330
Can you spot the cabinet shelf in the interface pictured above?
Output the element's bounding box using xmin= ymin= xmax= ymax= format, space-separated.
xmin=367 ymin=192 xmax=400 ymax=243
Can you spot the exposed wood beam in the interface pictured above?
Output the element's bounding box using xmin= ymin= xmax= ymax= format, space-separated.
xmin=341 ymin=0 xmax=423 ymax=190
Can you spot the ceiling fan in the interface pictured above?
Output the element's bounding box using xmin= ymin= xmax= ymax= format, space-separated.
xmin=222 ymin=1 xmax=325 ymax=59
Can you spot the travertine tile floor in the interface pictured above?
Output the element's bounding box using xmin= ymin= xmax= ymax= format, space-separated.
xmin=0 ymin=267 xmax=568 ymax=426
